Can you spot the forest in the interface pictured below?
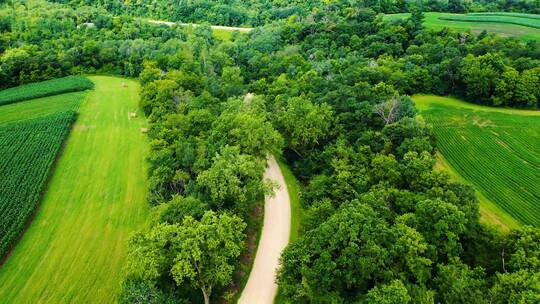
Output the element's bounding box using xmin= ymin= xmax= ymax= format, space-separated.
xmin=50 ymin=0 xmax=540 ymax=26
xmin=0 ymin=0 xmax=539 ymax=303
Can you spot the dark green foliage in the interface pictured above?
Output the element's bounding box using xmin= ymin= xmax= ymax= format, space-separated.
xmin=157 ymin=196 xmax=208 ymax=225
xmin=120 ymin=279 xmax=183 ymax=304
xmin=433 ymin=259 xmax=488 ymax=304
xmin=0 ymin=111 xmax=77 ymax=258
xmin=50 ymin=0 xmax=540 ymax=27
xmin=0 ymin=76 xmax=93 ymax=106
xmin=2 ymin=0 xmax=539 ymax=302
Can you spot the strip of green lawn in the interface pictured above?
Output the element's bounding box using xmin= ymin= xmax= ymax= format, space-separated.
xmin=274 ymin=157 xmax=302 ymax=304
xmin=0 ymin=76 xmax=149 ymax=303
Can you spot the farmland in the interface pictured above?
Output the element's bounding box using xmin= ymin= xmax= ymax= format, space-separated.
xmin=0 ymin=78 xmax=89 ymax=260
xmin=0 ymin=111 xmax=77 ymax=259
xmin=0 ymin=76 xmax=149 ymax=303
xmin=415 ymin=95 xmax=540 ymax=228
xmin=384 ymin=12 xmax=540 ymax=41
xmin=0 ymin=76 xmax=94 ymax=107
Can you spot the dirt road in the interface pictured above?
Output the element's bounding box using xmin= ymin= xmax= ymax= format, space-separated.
xmin=147 ymin=19 xmax=253 ymax=32
xmin=238 ymin=155 xmax=291 ymax=304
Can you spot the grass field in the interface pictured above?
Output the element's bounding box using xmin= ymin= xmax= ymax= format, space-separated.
xmin=415 ymin=95 xmax=540 ymax=229
xmin=0 ymin=76 xmax=149 ymax=303
xmin=384 ymin=12 xmax=540 ymax=41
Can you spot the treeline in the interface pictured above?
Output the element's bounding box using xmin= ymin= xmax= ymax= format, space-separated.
xmin=49 ymin=0 xmax=540 ymax=27
xmin=4 ymin=1 xmax=538 ymax=108
xmin=0 ymin=0 xmax=218 ymax=89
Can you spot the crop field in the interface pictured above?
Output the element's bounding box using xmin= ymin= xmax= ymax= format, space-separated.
xmin=0 ymin=76 xmax=94 ymax=107
xmin=384 ymin=12 xmax=540 ymax=41
xmin=439 ymin=14 xmax=540 ymax=29
xmin=0 ymin=111 xmax=77 ymax=259
xmin=0 ymin=80 xmax=88 ymax=260
xmin=0 ymin=91 xmax=85 ymax=125
xmin=0 ymin=76 xmax=149 ymax=304
xmin=415 ymin=95 xmax=540 ymax=228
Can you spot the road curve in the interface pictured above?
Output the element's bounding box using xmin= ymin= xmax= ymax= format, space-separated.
xmin=147 ymin=19 xmax=253 ymax=32
xmin=238 ymin=155 xmax=291 ymax=304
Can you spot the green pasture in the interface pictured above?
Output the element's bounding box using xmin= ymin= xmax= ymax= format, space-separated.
xmin=0 ymin=76 xmax=149 ymax=303
xmin=415 ymin=95 xmax=540 ymax=229
xmin=384 ymin=12 xmax=540 ymax=41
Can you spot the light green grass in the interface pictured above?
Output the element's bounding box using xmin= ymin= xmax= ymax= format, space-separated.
xmin=415 ymin=94 xmax=540 ymax=228
xmin=0 ymin=91 xmax=86 ymax=125
xmin=213 ymin=28 xmax=234 ymax=41
xmin=276 ymin=157 xmax=302 ymax=243
xmin=384 ymin=12 xmax=540 ymax=41
xmin=0 ymin=76 xmax=149 ymax=303
xmin=274 ymin=157 xmax=302 ymax=304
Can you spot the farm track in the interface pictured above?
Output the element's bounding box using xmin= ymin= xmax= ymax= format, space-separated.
xmin=147 ymin=19 xmax=253 ymax=32
xmin=239 ymin=155 xmax=291 ymax=304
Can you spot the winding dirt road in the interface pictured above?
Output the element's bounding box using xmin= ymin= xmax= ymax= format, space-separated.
xmin=147 ymin=19 xmax=253 ymax=32
xmin=238 ymin=155 xmax=291 ymax=304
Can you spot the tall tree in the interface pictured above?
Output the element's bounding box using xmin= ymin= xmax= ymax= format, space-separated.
xmin=171 ymin=211 xmax=246 ymax=304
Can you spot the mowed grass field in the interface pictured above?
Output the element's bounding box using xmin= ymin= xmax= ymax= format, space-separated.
xmin=415 ymin=95 xmax=540 ymax=230
xmin=384 ymin=12 xmax=540 ymax=41
xmin=0 ymin=76 xmax=149 ymax=303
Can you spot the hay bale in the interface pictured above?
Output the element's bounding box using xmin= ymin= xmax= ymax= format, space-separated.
xmin=140 ymin=128 xmax=148 ymax=133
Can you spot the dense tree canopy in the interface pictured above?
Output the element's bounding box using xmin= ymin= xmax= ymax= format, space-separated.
xmin=1 ymin=0 xmax=540 ymax=303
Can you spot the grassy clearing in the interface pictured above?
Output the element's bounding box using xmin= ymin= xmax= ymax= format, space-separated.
xmin=415 ymin=94 xmax=540 ymax=228
xmin=384 ymin=12 xmax=540 ymax=41
xmin=0 ymin=76 xmax=149 ymax=303
xmin=0 ymin=76 xmax=93 ymax=106
xmin=213 ymin=28 xmax=234 ymax=41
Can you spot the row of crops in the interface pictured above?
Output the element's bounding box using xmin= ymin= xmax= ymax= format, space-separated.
xmin=439 ymin=13 xmax=540 ymax=29
xmin=422 ymin=102 xmax=540 ymax=227
xmin=0 ymin=76 xmax=91 ymax=259
xmin=0 ymin=111 xmax=77 ymax=258
xmin=469 ymin=12 xmax=540 ymax=20
xmin=0 ymin=76 xmax=93 ymax=107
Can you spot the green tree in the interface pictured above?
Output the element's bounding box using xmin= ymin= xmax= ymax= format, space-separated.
xmin=196 ymin=145 xmax=272 ymax=212
xmin=221 ymin=66 xmax=244 ymax=98
xmin=434 ymin=259 xmax=487 ymax=304
xmin=364 ymin=280 xmax=411 ymax=304
xmin=276 ymin=96 xmax=333 ymax=156
xmin=490 ymin=270 xmax=540 ymax=304
xmin=171 ymin=211 xmax=246 ymax=304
